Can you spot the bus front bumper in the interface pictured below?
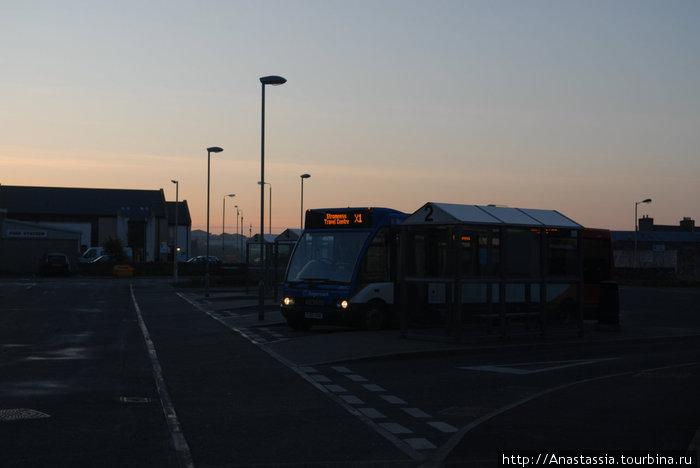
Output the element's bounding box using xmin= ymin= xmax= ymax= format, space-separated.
xmin=280 ymin=298 xmax=361 ymax=326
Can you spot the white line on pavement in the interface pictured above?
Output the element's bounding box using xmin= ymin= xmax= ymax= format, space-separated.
xmin=130 ymin=285 xmax=194 ymax=468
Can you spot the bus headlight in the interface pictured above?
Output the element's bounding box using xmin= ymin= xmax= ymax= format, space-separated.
xmin=337 ymin=300 xmax=349 ymax=309
xmin=283 ymin=297 xmax=294 ymax=307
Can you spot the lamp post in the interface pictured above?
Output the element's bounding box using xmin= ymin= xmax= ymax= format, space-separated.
xmin=300 ymin=173 xmax=310 ymax=230
xmin=206 ymin=146 xmax=223 ymax=297
xmin=259 ymin=75 xmax=286 ymax=320
xmin=171 ymin=179 xmax=179 ymax=283
xmin=239 ymin=211 xmax=244 ymax=261
xmin=234 ymin=205 xmax=239 ymax=261
xmin=258 ymin=181 xmax=272 ymax=234
xmin=222 ymin=194 xmax=236 ymax=261
xmin=634 ymin=198 xmax=652 ymax=268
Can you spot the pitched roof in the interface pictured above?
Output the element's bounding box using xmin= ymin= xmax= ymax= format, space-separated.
xmin=166 ymin=200 xmax=192 ymax=225
xmin=0 ymin=185 xmax=167 ymax=218
xmin=403 ymin=202 xmax=582 ymax=229
xmin=275 ymin=228 xmax=301 ymax=242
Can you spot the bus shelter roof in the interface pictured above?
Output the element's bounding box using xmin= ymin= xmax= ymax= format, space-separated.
xmin=247 ymin=233 xmax=277 ymax=244
xmin=403 ymin=202 xmax=582 ymax=229
xmin=275 ymin=229 xmax=301 ymax=243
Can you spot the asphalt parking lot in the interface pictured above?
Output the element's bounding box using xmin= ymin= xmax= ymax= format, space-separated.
xmin=1 ymin=278 xmax=699 ymax=467
xmin=174 ymin=282 xmax=700 ymax=466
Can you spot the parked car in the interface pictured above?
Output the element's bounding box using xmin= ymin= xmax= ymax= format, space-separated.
xmin=79 ymin=247 xmax=105 ymax=263
xmin=42 ymin=253 xmax=70 ymax=276
xmin=186 ymin=255 xmax=221 ymax=264
xmin=90 ymin=255 xmax=112 ymax=263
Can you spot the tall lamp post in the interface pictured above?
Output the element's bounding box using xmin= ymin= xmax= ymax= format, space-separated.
xmin=222 ymin=193 xmax=236 ymax=261
xmin=258 ymin=181 xmax=272 ymax=234
xmin=300 ymin=173 xmax=310 ymax=230
xmin=234 ymin=205 xmax=239 ymax=261
xmin=171 ymin=179 xmax=179 ymax=283
xmin=634 ymin=198 xmax=652 ymax=268
xmin=259 ymin=74 xmax=286 ymax=320
xmin=239 ymin=211 xmax=244 ymax=262
xmin=206 ymin=146 xmax=223 ymax=297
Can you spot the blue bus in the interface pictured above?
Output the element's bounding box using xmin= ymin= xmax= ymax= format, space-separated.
xmin=281 ymin=207 xmax=408 ymax=330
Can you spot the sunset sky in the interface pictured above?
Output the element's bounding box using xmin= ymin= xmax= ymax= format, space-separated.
xmin=2 ymin=1 xmax=698 ymax=233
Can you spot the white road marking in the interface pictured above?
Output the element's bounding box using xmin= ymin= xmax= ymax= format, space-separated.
xmin=427 ymin=421 xmax=458 ymax=433
xmin=458 ymin=358 xmax=618 ymax=375
xmin=346 ymin=374 xmax=368 ymax=382
xmin=310 ymin=374 xmax=331 ymax=383
xmin=362 ymin=383 xmax=386 ymax=392
xmin=402 ymin=407 xmax=431 ymax=418
xmin=340 ymin=395 xmax=364 ymax=405
xmin=324 ymin=384 xmax=347 ymax=393
xmin=404 ymin=438 xmax=437 ymax=450
xmin=175 ymin=292 xmax=427 ymax=463
xmin=380 ymin=422 xmax=413 ymax=434
xmin=358 ymin=407 xmax=386 ymax=419
xmin=131 ymin=285 xmax=194 ymax=468
xmin=381 ymin=395 xmax=407 ymax=405
xmin=424 ymin=361 xmax=700 ymax=468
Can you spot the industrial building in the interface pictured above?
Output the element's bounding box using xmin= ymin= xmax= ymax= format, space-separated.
xmin=0 ymin=185 xmax=191 ymax=273
xmin=613 ymin=216 xmax=699 ymax=278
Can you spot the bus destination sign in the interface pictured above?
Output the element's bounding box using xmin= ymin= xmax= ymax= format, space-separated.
xmin=306 ymin=209 xmax=373 ymax=229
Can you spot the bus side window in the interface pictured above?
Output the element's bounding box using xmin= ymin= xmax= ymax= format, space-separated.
xmin=359 ymin=228 xmax=390 ymax=283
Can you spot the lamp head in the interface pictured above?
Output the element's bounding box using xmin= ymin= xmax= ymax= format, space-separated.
xmin=227 ymin=193 xmax=236 ymax=198
xmin=300 ymin=173 xmax=311 ymax=179
xmin=260 ymin=75 xmax=287 ymax=86
xmin=643 ymin=198 xmax=652 ymax=204
xmin=207 ymin=146 xmax=223 ymax=153
xmin=171 ymin=180 xmax=178 ymax=184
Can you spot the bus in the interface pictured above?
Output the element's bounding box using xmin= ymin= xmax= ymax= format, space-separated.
xmin=281 ymin=207 xmax=408 ymax=330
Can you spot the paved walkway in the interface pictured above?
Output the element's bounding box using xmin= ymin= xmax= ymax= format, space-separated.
xmin=176 ymin=285 xmax=700 ymax=367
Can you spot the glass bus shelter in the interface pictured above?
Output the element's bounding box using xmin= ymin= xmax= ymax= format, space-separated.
xmin=398 ymin=203 xmax=584 ymax=341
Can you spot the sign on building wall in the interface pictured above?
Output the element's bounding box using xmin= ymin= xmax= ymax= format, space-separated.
xmin=6 ymin=229 xmax=47 ymax=238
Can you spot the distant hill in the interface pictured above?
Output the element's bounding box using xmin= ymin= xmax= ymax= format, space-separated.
xmin=192 ymin=230 xmax=247 ymax=242
xmin=191 ymin=230 xmax=249 ymax=260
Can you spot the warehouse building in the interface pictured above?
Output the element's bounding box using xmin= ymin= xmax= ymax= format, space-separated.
xmin=0 ymin=185 xmax=191 ymax=271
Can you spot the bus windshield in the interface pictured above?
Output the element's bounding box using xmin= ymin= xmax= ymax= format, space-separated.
xmin=286 ymin=231 xmax=371 ymax=284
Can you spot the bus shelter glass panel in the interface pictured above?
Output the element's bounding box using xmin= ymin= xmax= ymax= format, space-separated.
xmin=547 ymin=229 xmax=579 ymax=277
xmin=459 ymin=229 xmax=500 ymax=277
xmin=276 ymin=243 xmax=295 ymax=267
xmin=286 ymin=231 xmax=370 ymax=284
xmin=503 ymin=228 xmax=541 ymax=277
xmin=405 ymin=227 xmax=451 ymax=278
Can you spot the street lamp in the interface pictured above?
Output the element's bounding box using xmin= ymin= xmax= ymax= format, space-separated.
xmin=206 ymin=146 xmax=223 ymax=297
xmin=171 ymin=179 xmax=179 ymax=283
xmin=258 ymin=181 xmax=272 ymax=234
xmin=634 ymin=198 xmax=652 ymax=268
xmin=222 ymin=193 xmax=236 ymax=261
xmin=300 ymin=173 xmax=310 ymax=230
xmin=238 ymin=210 xmax=244 ymax=262
xmin=259 ymin=74 xmax=286 ymax=320
xmin=234 ymin=205 xmax=239 ymax=261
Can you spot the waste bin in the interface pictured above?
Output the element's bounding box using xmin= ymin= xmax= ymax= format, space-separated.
xmin=113 ymin=265 xmax=134 ymax=278
xmin=598 ymin=281 xmax=619 ymax=325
